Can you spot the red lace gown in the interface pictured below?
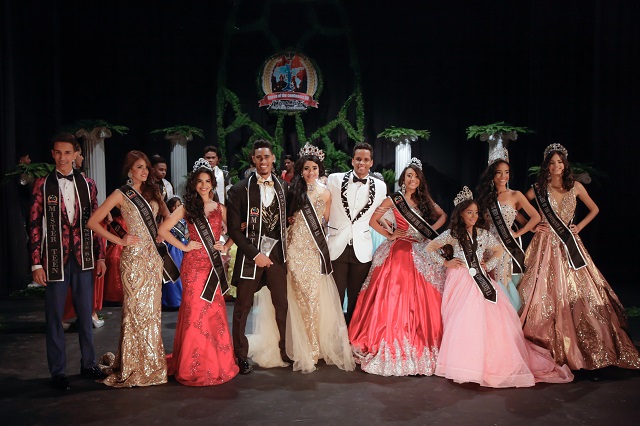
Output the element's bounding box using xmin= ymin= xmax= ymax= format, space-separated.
xmin=167 ymin=205 xmax=239 ymax=385
xmin=348 ymin=207 xmax=446 ymax=376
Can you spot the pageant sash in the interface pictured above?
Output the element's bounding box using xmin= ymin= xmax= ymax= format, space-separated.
xmin=240 ymin=174 xmax=287 ymax=279
xmin=193 ymin=213 xmax=228 ymax=302
xmin=300 ymin=194 xmax=333 ymax=275
xmin=119 ymin=185 xmax=180 ymax=283
xmin=533 ymin=185 xmax=587 ymax=270
xmin=43 ymin=170 xmax=94 ymax=281
xmin=487 ymin=200 xmax=525 ymax=273
xmin=461 ymin=227 xmax=497 ymax=303
xmin=390 ymin=192 xmax=439 ymax=240
xmin=340 ymin=171 xmax=376 ymax=224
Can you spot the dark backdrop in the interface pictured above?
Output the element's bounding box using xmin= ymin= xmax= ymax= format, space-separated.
xmin=1 ymin=0 xmax=638 ymax=302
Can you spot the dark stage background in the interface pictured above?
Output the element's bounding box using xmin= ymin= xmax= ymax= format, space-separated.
xmin=1 ymin=1 xmax=638 ymax=301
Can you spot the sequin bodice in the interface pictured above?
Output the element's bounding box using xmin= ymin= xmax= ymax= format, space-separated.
xmin=544 ymin=186 xmax=577 ymax=225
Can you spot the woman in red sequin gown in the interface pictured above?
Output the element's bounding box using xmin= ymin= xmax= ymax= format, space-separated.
xmin=159 ymin=161 xmax=239 ymax=386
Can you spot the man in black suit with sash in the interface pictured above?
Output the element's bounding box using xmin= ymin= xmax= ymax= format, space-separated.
xmin=227 ymin=139 xmax=289 ymax=374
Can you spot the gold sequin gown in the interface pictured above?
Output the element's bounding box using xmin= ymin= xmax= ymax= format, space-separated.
xmin=103 ymin=195 xmax=167 ymax=387
xmin=519 ymin=186 xmax=640 ymax=370
xmin=285 ymin=188 xmax=355 ymax=373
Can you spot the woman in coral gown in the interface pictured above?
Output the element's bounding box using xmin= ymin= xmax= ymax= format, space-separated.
xmin=161 ymin=196 xmax=186 ymax=310
xmin=158 ymin=159 xmax=239 ymax=386
xmin=475 ymin=148 xmax=541 ymax=311
xmin=519 ymin=144 xmax=640 ymax=370
xmin=349 ymin=160 xmax=447 ymax=376
xmin=88 ymin=150 xmax=169 ymax=387
xmin=284 ymin=148 xmax=354 ymax=373
xmin=426 ymin=188 xmax=574 ymax=388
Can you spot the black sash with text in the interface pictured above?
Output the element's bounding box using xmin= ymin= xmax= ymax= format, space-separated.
xmin=391 ymin=192 xmax=439 ymax=240
xmin=300 ymin=194 xmax=332 ymax=275
xmin=487 ymin=200 xmax=525 ymax=273
xmin=43 ymin=170 xmax=94 ymax=281
xmin=461 ymin=227 xmax=497 ymax=303
xmin=120 ymin=185 xmax=180 ymax=283
xmin=240 ymin=175 xmax=287 ymax=279
xmin=192 ymin=212 xmax=228 ymax=302
xmin=533 ymin=185 xmax=587 ymax=270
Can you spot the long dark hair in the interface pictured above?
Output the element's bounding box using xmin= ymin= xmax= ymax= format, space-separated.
xmin=475 ymin=159 xmax=508 ymax=214
xmin=398 ymin=165 xmax=438 ymax=222
xmin=287 ymin=155 xmax=325 ymax=217
xmin=183 ymin=167 xmax=217 ymax=223
xmin=449 ymin=199 xmax=484 ymax=240
xmin=536 ymin=150 xmax=574 ymax=195
xmin=121 ymin=150 xmax=163 ymax=206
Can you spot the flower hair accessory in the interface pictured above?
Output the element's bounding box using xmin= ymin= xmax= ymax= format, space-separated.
xmin=192 ymin=158 xmax=213 ymax=172
xmin=453 ymin=186 xmax=474 ymax=206
xmin=488 ymin=147 xmax=509 ymax=165
xmin=543 ymin=143 xmax=568 ymax=160
xmin=299 ymin=142 xmax=325 ymax=161
xmin=406 ymin=157 xmax=423 ymax=170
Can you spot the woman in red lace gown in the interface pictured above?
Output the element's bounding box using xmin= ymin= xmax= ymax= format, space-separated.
xmin=159 ymin=160 xmax=239 ymax=386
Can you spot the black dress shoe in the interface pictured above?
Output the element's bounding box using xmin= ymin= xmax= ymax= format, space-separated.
xmin=80 ymin=366 xmax=108 ymax=380
xmin=238 ymin=358 xmax=253 ymax=375
xmin=52 ymin=375 xmax=71 ymax=391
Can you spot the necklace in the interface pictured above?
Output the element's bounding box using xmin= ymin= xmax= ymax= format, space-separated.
xmin=307 ymin=182 xmax=316 ymax=193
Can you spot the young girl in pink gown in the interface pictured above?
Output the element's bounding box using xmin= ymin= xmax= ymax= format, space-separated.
xmin=159 ymin=160 xmax=239 ymax=386
xmin=426 ymin=188 xmax=573 ymax=388
xmin=349 ymin=161 xmax=447 ymax=376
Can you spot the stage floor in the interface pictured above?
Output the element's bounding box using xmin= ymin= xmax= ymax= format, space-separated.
xmin=1 ymin=297 xmax=639 ymax=426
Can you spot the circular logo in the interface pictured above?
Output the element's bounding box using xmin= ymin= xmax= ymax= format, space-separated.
xmin=259 ymin=51 xmax=320 ymax=112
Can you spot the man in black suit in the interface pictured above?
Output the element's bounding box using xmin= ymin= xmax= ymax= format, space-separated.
xmin=226 ymin=139 xmax=289 ymax=374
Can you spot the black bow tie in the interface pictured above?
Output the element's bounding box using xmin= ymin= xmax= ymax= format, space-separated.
xmin=56 ymin=172 xmax=73 ymax=181
xmin=352 ymin=175 xmax=368 ymax=184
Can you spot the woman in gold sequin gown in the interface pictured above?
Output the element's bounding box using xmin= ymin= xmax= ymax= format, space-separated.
xmin=519 ymin=146 xmax=640 ymax=370
xmin=88 ymin=151 xmax=169 ymax=387
xmin=284 ymin=153 xmax=354 ymax=373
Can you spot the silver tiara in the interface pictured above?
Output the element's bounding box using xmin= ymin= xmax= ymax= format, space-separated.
xmin=543 ymin=143 xmax=568 ymax=160
xmin=192 ymin=158 xmax=213 ymax=172
xmin=488 ymin=147 xmax=509 ymax=165
xmin=299 ymin=142 xmax=325 ymax=161
xmin=453 ymin=186 xmax=474 ymax=206
xmin=406 ymin=157 xmax=422 ymax=170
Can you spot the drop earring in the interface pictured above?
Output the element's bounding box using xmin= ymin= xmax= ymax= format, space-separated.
xmin=401 ymin=183 xmax=406 ymax=194
xmin=127 ymin=172 xmax=133 ymax=186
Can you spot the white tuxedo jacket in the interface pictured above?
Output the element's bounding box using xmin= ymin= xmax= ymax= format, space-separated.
xmin=326 ymin=171 xmax=387 ymax=263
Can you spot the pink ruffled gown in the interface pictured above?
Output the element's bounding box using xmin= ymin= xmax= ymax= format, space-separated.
xmin=167 ymin=205 xmax=239 ymax=386
xmin=427 ymin=229 xmax=574 ymax=388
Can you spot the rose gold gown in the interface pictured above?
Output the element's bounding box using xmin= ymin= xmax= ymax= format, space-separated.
xmin=519 ymin=186 xmax=640 ymax=370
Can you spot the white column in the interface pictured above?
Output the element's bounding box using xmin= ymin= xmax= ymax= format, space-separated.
xmin=76 ymin=127 xmax=111 ymax=204
xmin=394 ymin=141 xmax=412 ymax=191
xmin=166 ymin=132 xmax=192 ymax=198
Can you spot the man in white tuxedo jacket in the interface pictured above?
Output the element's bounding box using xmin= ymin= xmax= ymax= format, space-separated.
xmin=326 ymin=142 xmax=387 ymax=324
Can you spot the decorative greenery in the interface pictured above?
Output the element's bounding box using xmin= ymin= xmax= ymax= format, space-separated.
xmin=627 ymin=306 xmax=640 ymax=317
xmin=2 ymin=162 xmax=55 ymax=184
xmin=216 ymin=1 xmax=364 ymax=178
xmin=377 ymin=127 xmax=431 ymax=143
xmin=65 ymin=119 xmax=129 ymax=135
xmin=151 ymin=125 xmax=204 ymax=139
xmin=381 ymin=168 xmax=396 ymax=186
xmin=466 ymin=121 xmax=534 ymax=140
xmin=9 ymin=285 xmax=45 ymax=298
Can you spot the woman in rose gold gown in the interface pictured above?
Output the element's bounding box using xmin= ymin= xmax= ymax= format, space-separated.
xmin=519 ymin=145 xmax=640 ymax=370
